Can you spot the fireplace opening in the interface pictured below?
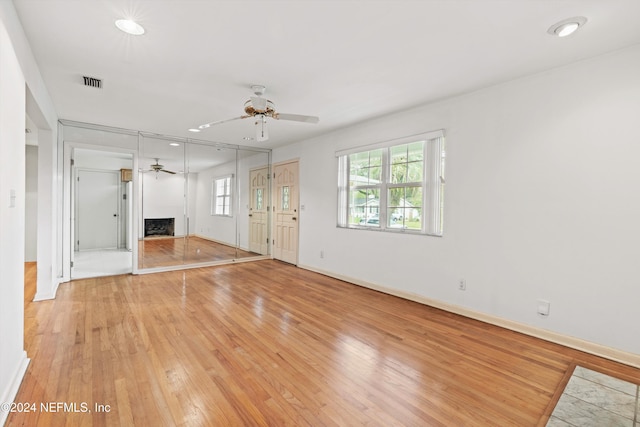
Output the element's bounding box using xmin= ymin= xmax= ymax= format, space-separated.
xmin=144 ymin=218 xmax=175 ymax=237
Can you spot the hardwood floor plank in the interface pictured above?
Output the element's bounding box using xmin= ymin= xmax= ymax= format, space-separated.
xmin=138 ymin=236 xmax=260 ymax=269
xmin=10 ymin=260 xmax=640 ymax=426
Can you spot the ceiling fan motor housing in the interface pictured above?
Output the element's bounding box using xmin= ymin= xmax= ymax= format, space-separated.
xmin=244 ymin=98 xmax=275 ymax=116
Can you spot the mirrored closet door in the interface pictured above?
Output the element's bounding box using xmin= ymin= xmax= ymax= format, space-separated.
xmin=137 ymin=133 xmax=271 ymax=271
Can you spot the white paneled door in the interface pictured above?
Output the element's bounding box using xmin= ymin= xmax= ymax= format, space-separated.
xmin=249 ymin=166 xmax=269 ymax=255
xmin=77 ymin=170 xmax=119 ymax=250
xmin=273 ymin=161 xmax=299 ymax=264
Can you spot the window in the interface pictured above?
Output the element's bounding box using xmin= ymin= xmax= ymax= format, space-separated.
xmin=212 ymin=175 xmax=232 ymax=216
xmin=337 ymin=130 xmax=445 ymax=235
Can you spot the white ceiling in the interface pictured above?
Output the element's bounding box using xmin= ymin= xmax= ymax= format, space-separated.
xmin=13 ymin=0 xmax=640 ymax=149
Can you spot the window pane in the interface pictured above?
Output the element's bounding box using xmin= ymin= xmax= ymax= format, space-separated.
xmin=350 ymin=152 xmax=369 ymax=174
xmin=389 ymin=142 xmax=423 ymax=184
xmin=350 ymin=150 xmax=382 ymax=186
xmin=387 ymin=187 xmax=422 ymax=229
xmin=390 ymin=163 xmax=408 ymax=184
xmin=216 ymin=198 xmax=224 ymax=215
xmin=282 ymin=186 xmax=290 ymax=210
xmin=256 ymin=188 xmax=263 ymax=210
xmin=407 ymin=160 xmax=423 ymax=182
xmin=406 ymin=208 xmax=422 ymax=230
xmin=368 ymin=165 xmax=381 ymax=184
xmin=361 ymin=188 xmax=380 ymax=227
xmin=348 ymin=188 xmax=365 ymax=225
xmin=369 ymin=149 xmax=382 ymax=167
xmin=388 ymin=187 xmax=405 ymax=208
xmin=387 ymin=208 xmax=404 ymax=228
xmin=408 ymin=141 xmax=424 ymax=162
xmin=390 ymin=144 xmax=407 ymax=165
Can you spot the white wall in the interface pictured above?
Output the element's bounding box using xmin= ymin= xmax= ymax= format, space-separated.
xmin=0 ymin=13 xmax=28 ymax=424
xmin=1 ymin=2 xmax=58 ymax=303
xmin=1 ymin=3 xmax=57 ymax=420
xmin=25 ymin=145 xmax=38 ymax=261
xmin=274 ymin=45 xmax=640 ymax=359
xmin=194 ymin=162 xmax=237 ymax=246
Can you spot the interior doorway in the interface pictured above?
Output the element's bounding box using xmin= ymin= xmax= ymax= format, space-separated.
xmin=71 ymin=148 xmax=134 ymax=279
xmin=273 ymin=160 xmax=299 ymax=265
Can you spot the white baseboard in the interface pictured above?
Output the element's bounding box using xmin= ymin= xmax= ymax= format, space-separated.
xmin=192 ymin=234 xmax=251 ymax=252
xmin=32 ymin=279 xmax=60 ymax=302
xmin=299 ymin=264 xmax=640 ymax=369
xmin=0 ymin=352 xmax=30 ymax=426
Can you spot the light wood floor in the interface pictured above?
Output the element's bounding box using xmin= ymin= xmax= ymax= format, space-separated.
xmin=138 ymin=236 xmax=260 ymax=269
xmin=10 ymin=261 xmax=640 ymax=426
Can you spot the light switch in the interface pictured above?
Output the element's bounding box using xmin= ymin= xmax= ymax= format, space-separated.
xmin=9 ymin=189 xmax=16 ymax=208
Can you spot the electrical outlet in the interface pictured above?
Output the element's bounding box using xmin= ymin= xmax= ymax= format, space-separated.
xmin=320 ymin=250 xmax=324 ymax=259
xmin=458 ymin=279 xmax=466 ymax=291
xmin=537 ymin=299 xmax=550 ymax=316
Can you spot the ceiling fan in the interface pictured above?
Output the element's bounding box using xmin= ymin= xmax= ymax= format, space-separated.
xmin=197 ymin=85 xmax=319 ymax=142
xmin=146 ymin=158 xmax=176 ymax=176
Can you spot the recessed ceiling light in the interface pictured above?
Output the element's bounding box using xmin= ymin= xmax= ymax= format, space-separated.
xmin=115 ymin=19 xmax=145 ymax=36
xmin=547 ymin=16 xmax=587 ymax=37
xmin=187 ymin=128 xmax=201 ymax=133
xmin=169 ymin=143 xmax=180 ymax=147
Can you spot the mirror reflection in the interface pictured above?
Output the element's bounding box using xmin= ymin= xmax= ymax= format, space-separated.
xmin=60 ymin=122 xmax=271 ymax=278
xmin=138 ymin=134 xmax=271 ymax=270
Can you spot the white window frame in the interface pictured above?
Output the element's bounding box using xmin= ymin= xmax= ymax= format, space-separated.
xmin=211 ymin=175 xmax=233 ymax=217
xmin=337 ymin=130 xmax=445 ymax=236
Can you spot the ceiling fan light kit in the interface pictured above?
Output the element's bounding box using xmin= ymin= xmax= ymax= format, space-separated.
xmin=195 ymin=85 xmax=319 ymax=142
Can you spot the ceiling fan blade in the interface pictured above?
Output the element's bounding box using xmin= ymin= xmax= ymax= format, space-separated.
xmin=273 ymin=113 xmax=319 ymax=124
xmin=198 ymin=115 xmax=249 ymax=129
xmin=160 ymin=169 xmax=177 ymax=174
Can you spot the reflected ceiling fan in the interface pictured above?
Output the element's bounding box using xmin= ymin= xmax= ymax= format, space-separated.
xmin=146 ymin=158 xmax=176 ymax=177
xmin=197 ymin=85 xmax=319 ymax=142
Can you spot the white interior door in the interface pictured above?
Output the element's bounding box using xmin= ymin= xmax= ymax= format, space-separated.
xmin=77 ymin=170 xmax=119 ymax=250
xmin=249 ymin=167 xmax=269 ymax=254
xmin=273 ymin=161 xmax=299 ymax=264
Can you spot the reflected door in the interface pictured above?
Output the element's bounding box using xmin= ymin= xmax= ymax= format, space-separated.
xmin=249 ymin=167 xmax=269 ymax=254
xmin=273 ymin=161 xmax=299 ymax=264
xmin=77 ymin=170 xmax=119 ymax=250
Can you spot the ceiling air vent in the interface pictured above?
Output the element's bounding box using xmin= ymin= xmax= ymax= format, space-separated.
xmin=83 ymin=76 xmax=102 ymax=89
